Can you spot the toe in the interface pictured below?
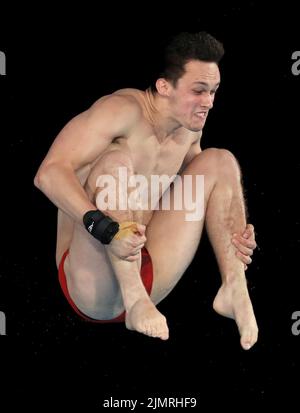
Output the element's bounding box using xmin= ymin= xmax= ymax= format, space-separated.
xmin=150 ymin=326 xmax=158 ymax=338
xmin=160 ymin=324 xmax=169 ymax=341
xmin=145 ymin=323 xmax=153 ymax=337
xmin=160 ymin=331 xmax=169 ymax=340
xmin=241 ymin=340 xmax=252 ymax=350
xmin=240 ymin=328 xmax=258 ymax=350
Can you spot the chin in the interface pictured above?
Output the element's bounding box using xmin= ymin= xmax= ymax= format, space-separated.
xmin=188 ymin=125 xmax=204 ymax=132
xmin=185 ymin=118 xmax=206 ymax=132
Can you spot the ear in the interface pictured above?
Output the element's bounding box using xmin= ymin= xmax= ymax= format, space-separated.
xmin=155 ymin=78 xmax=172 ymax=96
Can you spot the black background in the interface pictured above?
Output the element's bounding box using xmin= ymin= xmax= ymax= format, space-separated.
xmin=1 ymin=2 xmax=300 ymax=410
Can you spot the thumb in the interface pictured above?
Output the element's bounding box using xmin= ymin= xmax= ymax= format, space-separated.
xmin=243 ymin=224 xmax=254 ymax=239
xmin=136 ymin=223 xmax=146 ymax=235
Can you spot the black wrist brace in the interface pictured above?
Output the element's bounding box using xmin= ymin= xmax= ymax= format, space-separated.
xmin=83 ymin=210 xmax=120 ymax=244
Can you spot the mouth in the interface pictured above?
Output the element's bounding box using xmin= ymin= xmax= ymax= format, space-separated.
xmin=194 ymin=111 xmax=208 ymax=120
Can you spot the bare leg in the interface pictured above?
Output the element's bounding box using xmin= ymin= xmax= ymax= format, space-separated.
xmin=205 ymin=151 xmax=258 ymax=350
xmin=145 ymin=148 xmax=258 ymax=350
xmin=85 ymin=150 xmax=168 ymax=340
xmin=55 ymin=153 xmax=168 ymax=339
xmin=56 ymin=148 xmax=257 ymax=348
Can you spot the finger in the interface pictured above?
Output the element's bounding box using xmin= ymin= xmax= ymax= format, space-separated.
xmin=125 ymin=255 xmax=140 ymax=262
xmin=131 ymin=244 xmax=144 ymax=255
xmin=232 ymin=238 xmax=254 ymax=256
xmin=241 ymin=238 xmax=257 ymax=250
xmin=233 ymin=235 xmax=257 ymax=250
xmin=244 ymin=264 xmax=248 ymax=271
xmin=243 ymin=231 xmax=256 ymax=242
xmin=131 ymin=238 xmax=146 ymax=248
xmin=243 ymin=224 xmax=255 ymax=240
xmin=241 ymin=226 xmax=252 ymax=239
xmin=131 ymin=234 xmax=147 ymax=245
xmin=136 ymin=223 xmax=146 ymax=235
xmin=246 ymin=223 xmax=254 ymax=232
xmin=236 ymin=251 xmax=252 ymax=265
xmin=137 ymin=235 xmax=147 ymax=243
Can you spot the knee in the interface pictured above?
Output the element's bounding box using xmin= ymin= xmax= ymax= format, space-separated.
xmin=202 ymin=148 xmax=241 ymax=177
xmin=99 ymin=150 xmax=134 ymax=174
xmin=87 ymin=150 xmax=134 ymax=191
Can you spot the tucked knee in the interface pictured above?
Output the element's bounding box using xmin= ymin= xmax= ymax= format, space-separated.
xmin=87 ymin=150 xmax=134 ymax=191
xmin=204 ymin=148 xmax=240 ymax=177
xmin=218 ymin=149 xmax=240 ymax=177
xmin=100 ymin=150 xmax=134 ymax=174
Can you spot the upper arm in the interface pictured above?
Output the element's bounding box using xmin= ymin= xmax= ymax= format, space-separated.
xmin=38 ymin=95 xmax=141 ymax=171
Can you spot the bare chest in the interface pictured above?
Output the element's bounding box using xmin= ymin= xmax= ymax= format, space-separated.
xmin=128 ymin=132 xmax=193 ymax=178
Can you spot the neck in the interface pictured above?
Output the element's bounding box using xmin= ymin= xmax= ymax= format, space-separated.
xmin=144 ymin=88 xmax=181 ymax=142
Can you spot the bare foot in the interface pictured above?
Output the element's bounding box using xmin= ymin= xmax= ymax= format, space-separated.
xmin=125 ymin=298 xmax=169 ymax=340
xmin=213 ymin=279 xmax=258 ymax=350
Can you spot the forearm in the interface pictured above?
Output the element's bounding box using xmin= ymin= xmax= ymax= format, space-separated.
xmin=34 ymin=163 xmax=95 ymax=224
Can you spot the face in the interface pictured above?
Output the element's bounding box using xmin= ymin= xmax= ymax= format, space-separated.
xmin=168 ymin=60 xmax=221 ymax=131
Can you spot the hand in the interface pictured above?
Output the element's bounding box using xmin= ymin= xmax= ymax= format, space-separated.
xmin=232 ymin=224 xmax=257 ymax=270
xmin=106 ymin=223 xmax=147 ymax=262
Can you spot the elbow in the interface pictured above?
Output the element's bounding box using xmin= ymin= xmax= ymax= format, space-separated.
xmin=34 ymin=169 xmax=46 ymax=190
xmin=34 ymin=161 xmax=72 ymax=191
xmin=33 ymin=168 xmax=41 ymax=188
xmin=33 ymin=175 xmax=39 ymax=188
xmin=33 ymin=163 xmax=55 ymax=190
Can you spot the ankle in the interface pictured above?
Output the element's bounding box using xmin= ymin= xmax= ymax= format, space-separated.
xmin=222 ymin=274 xmax=247 ymax=287
xmin=123 ymin=290 xmax=150 ymax=312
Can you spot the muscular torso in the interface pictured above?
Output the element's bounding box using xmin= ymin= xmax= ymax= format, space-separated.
xmin=79 ymin=88 xmax=199 ymax=224
xmin=91 ymin=88 xmax=197 ymax=172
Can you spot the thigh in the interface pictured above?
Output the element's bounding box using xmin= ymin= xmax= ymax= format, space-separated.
xmin=63 ymin=151 xmax=143 ymax=319
xmin=65 ymin=223 xmax=142 ymax=319
xmin=145 ymin=195 xmax=204 ymax=304
xmin=145 ymin=150 xmax=217 ymax=304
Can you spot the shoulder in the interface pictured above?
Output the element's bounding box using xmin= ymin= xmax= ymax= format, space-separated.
xmin=97 ymin=88 xmax=144 ymax=113
xmin=88 ymin=89 xmax=143 ymax=125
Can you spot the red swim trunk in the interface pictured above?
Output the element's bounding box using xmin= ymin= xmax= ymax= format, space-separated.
xmin=58 ymin=247 xmax=153 ymax=323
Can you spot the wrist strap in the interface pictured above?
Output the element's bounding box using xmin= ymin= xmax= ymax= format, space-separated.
xmin=83 ymin=210 xmax=119 ymax=244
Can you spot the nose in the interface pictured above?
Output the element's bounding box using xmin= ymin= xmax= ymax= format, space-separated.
xmin=200 ymin=92 xmax=214 ymax=109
